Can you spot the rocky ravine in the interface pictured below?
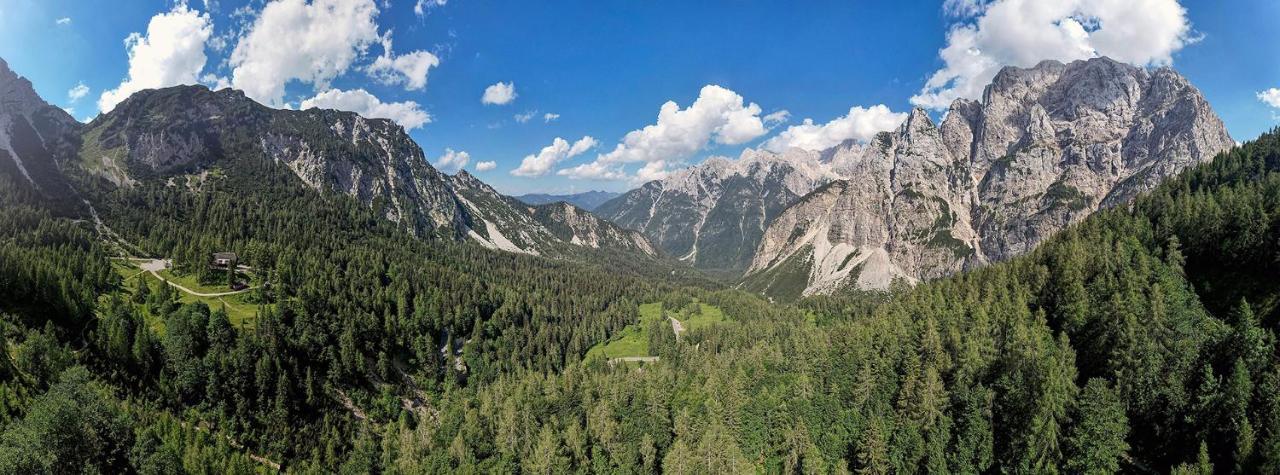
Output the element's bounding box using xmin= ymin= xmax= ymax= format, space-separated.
xmin=746 ymin=57 xmax=1233 ymax=298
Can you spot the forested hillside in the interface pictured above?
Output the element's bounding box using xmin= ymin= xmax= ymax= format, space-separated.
xmin=0 ymin=128 xmax=1277 ymax=473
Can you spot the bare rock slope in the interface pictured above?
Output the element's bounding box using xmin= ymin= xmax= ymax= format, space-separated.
xmin=746 ymin=57 xmax=1233 ymax=298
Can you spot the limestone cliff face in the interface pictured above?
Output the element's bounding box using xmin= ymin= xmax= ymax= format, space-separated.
xmin=747 ymin=57 xmax=1234 ymax=297
xmin=72 ymin=84 xmax=653 ymax=258
xmin=595 ymin=148 xmax=836 ymax=274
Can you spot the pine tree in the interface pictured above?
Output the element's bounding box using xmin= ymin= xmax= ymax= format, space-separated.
xmin=1065 ymin=378 xmax=1129 ymax=474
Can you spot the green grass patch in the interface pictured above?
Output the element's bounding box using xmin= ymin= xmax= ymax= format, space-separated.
xmin=156 ymin=269 xmax=240 ymax=295
xmin=584 ymin=302 xmax=665 ymax=361
xmin=584 ymin=325 xmax=650 ymax=361
xmin=584 ymin=301 xmax=729 ymax=363
xmin=681 ymin=303 xmax=725 ymax=332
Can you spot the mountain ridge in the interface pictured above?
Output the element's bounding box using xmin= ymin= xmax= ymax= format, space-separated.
xmin=0 ymin=62 xmax=657 ymax=261
xmin=514 ymin=190 xmax=619 ymax=211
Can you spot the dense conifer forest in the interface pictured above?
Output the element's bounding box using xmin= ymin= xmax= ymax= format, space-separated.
xmin=0 ymin=130 xmax=1278 ymax=473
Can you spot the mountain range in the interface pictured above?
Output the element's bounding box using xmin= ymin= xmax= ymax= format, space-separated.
xmin=0 ymin=56 xmax=1237 ymax=299
xmin=598 ymin=57 xmax=1233 ymax=299
xmin=0 ymin=59 xmax=654 ymax=260
xmin=514 ymin=190 xmax=619 ymax=211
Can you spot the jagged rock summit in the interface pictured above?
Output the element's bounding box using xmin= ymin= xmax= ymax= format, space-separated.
xmin=745 ymin=57 xmax=1234 ymax=298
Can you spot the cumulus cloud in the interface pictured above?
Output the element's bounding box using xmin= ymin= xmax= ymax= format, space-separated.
xmin=414 ymin=0 xmax=446 ymax=17
xmin=230 ymin=0 xmax=380 ymax=106
xmin=366 ymin=32 xmax=439 ymax=91
xmin=557 ymin=161 xmax=629 ymax=181
xmin=514 ymin=110 xmax=536 ymax=123
xmin=912 ymin=0 xmax=1196 ymax=109
xmin=55 ymin=17 xmax=71 ymax=25
xmin=512 ymin=136 xmax=597 ymax=177
xmin=543 ymin=112 xmax=560 ymax=123
xmin=482 ymin=81 xmax=516 ymax=105
xmin=434 ymin=148 xmax=470 ymax=172
xmin=763 ymin=105 xmax=907 ymax=152
xmin=98 ymin=3 xmax=213 ymax=113
xmin=475 ymin=160 xmax=497 ymax=171
xmin=300 ymin=88 xmax=431 ymax=130
xmin=1259 ymin=88 xmax=1280 ymax=109
xmin=560 ymin=85 xmax=768 ymax=180
xmin=67 ymin=82 xmax=89 ymax=102
xmin=763 ymin=110 xmax=790 ymax=128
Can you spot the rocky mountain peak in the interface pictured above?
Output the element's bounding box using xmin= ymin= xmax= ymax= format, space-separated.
xmin=746 ymin=56 xmax=1233 ymax=299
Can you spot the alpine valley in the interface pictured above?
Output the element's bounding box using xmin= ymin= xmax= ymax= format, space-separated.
xmin=2 ymin=13 xmax=1280 ymax=474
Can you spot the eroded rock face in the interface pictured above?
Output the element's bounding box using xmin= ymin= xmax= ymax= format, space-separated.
xmin=595 ymin=148 xmax=837 ymax=274
xmin=748 ymin=57 xmax=1233 ymax=297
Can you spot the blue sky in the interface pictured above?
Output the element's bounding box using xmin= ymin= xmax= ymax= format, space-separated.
xmin=1 ymin=0 xmax=1277 ymax=195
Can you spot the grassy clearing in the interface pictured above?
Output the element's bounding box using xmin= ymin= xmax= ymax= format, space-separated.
xmin=108 ymin=261 xmax=264 ymax=331
xmin=157 ymin=269 xmax=231 ymax=295
xmin=584 ymin=301 xmax=728 ymax=362
xmin=585 ymin=303 xmax=665 ymax=361
xmin=681 ymin=303 xmax=725 ymax=332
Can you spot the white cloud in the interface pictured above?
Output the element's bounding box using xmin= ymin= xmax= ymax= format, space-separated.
xmin=55 ymin=17 xmax=71 ymax=25
xmin=475 ymin=160 xmax=497 ymax=171
xmin=98 ymin=3 xmax=213 ymax=113
xmin=763 ymin=110 xmax=790 ymax=128
xmin=230 ymin=0 xmax=380 ymax=106
xmin=67 ymin=82 xmax=89 ymax=102
xmin=763 ymin=105 xmax=907 ymax=152
xmin=62 ymin=107 xmax=75 ymax=116
xmin=512 ymin=136 xmax=597 ymax=177
xmin=366 ymin=32 xmax=439 ymax=91
xmin=912 ymin=0 xmax=1196 ymax=109
xmin=514 ymin=110 xmax=536 ymax=123
xmin=563 ymin=85 xmax=768 ymax=180
xmin=200 ymin=73 xmax=232 ymax=90
xmin=1259 ymin=88 xmax=1280 ymax=109
xmin=942 ymin=0 xmax=986 ymax=18
xmin=300 ymin=88 xmax=431 ymax=130
xmin=434 ymin=148 xmax=470 ymax=172
xmin=482 ymin=81 xmax=516 ymax=105
xmin=543 ymin=112 xmax=560 ymax=122
xmin=557 ymin=161 xmax=628 ymax=181
xmin=414 ymin=0 xmax=446 ymax=17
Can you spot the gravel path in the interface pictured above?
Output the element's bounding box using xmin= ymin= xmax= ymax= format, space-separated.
xmin=138 ymin=259 xmax=256 ymax=297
